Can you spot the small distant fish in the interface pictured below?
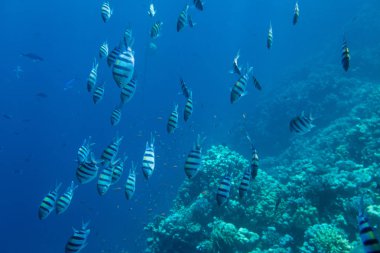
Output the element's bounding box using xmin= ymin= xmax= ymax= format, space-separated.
xmin=110 ymin=106 xmax=122 ymax=126
xmin=101 ymin=1 xmax=113 ymax=23
xmin=267 ymin=22 xmax=273 ymax=49
xmin=21 ymin=53 xmax=44 ymax=62
xmin=239 ymin=167 xmax=251 ymax=198
xmin=87 ymin=59 xmax=98 ymax=92
xmin=150 ymin=21 xmax=163 ymax=39
xmin=77 ymin=136 xmax=94 ymax=164
xmin=97 ymin=162 xmax=116 ymax=196
xmin=180 ymin=77 xmax=191 ymax=98
xmin=148 ymin=3 xmax=156 ymax=17
xmin=111 ymin=155 xmax=127 ymax=185
xmin=101 ymin=134 xmax=123 ymax=167
xmin=65 ymin=221 xmax=90 ymax=253
xmin=56 ymin=181 xmax=78 ymax=215
xmin=120 ymin=77 xmax=137 ymax=104
xmin=230 ymin=50 xmax=242 ymax=76
xmin=184 ymin=91 xmax=193 ymax=122
xmin=35 ymin=92 xmax=48 ymax=98
xmin=38 ymin=183 xmax=62 ymax=220
xmin=193 ymin=0 xmax=204 ymax=11
xmin=167 ymin=104 xmax=179 ymax=133
xmin=216 ymin=174 xmax=232 ymax=206
xmin=14 ymin=66 xmax=23 ymax=79
xmin=247 ymin=133 xmax=259 ymax=179
xmin=177 ymin=5 xmax=190 ymax=32
xmin=341 ymin=39 xmax=350 ymax=72
xmin=293 ymin=2 xmax=299 ymax=25
xmin=125 ymin=162 xmax=137 ymax=200
xmin=107 ymin=45 xmax=122 ymax=67
xmin=92 ymin=84 xmax=105 ymax=104
xmin=252 ymin=76 xmax=262 ymax=91
xmin=142 ymin=134 xmax=155 ymax=180
xmin=99 ymin=41 xmax=109 ymax=59
xmin=358 ymin=197 xmax=380 ymax=252
xmin=289 ymin=112 xmax=315 ymax=134
xmin=230 ymin=67 xmax=253 ymax=104
xmin=112 ymin=47 xmax=135 ymax=88
xmin=184 ymin=134 xmax=202 ymax=179
xmin=76 ymin=153 xmax=99 ymax=184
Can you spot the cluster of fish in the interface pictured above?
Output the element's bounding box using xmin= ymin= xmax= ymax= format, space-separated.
xmin=166 ymin=78 xmax=194 ymax=133
xmin=216 ymin=135 xmax=260 ymax=206
xmin=229 ymin=50 xmax=262 ymax=104
xmin=176 ymin=0 xmax=204 ymax=32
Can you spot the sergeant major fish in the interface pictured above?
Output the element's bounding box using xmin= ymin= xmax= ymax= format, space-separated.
xmin=289 ymin=112 xmax=315 ymax=135
xmin=101 ymin=1 xmax=113 ymax=23
xmin=77 ymin=136 xmax=94 ymax=164
xmin=177 ymin=5 xmax=190 ymax=32
xmin=65 ymin=221 xmax=90 ymax=253
xmin=142 ymin=134 xmax=155 ymax=180
xmin=167 ymin=104 xmax=179 ymax=133
xmin=216 ymin=174 xmax=232 ymax=206
xmin=252 ymin=76 xmax=262 ymax=91
xmin=267 ymin=22 xmax=273 ymax=49
xmin=99 ymin=41 xmax=109 ymax=59
xmin=110 ymin=106 xmax=122 ymax=126
xmin=97 ymin=159 xmax=118 ymax=196
xmin=92 ymin=84 xmax=105 ymax=104
xmin=247 ymin=133 xmax=259 ymax=180
xmin=238 ymin=167 xmax=251 ymax=199
xmin=56 ymin=181 xmax=78 ymax=215
xmin=293 ymin=2 xmax=299 ymax=25
xmin=76 ymin=153 xmax=99 ymax=184
xmin=230 ymin=67 xmax=253 ymax=104
xmin=148 ymin=3 xmax=156 ymax=17
xmin=111 ymin=155 xmax=127 ymax=185
xmin=358 ymin=197 xmax=380 ymax=253
xmin=125 ymin=162 xmax=137 ymax=200
xmin=184 ymin=91 xmax=193 ymax=122
xmin=101 ymin=134 xmax=123 ymax=167
xmin=150 ymin=21 xmax=163 ymax=39
xmin=87 ymin=59 xmax=98 ymax=92
xmin=180 ymin=77 xmax=191 ymax=98
xmin=341 ymin=39 xmax=350 ymax=72
xmin=112 ymin=47 xmax=135 ymax=88
xmin=38 ymin=183 xmax=62 ymax=220
xmin=120 ymin=77 xmax=137 ymax=104
xmin=184 ymin=134 xmax=203 ymax=179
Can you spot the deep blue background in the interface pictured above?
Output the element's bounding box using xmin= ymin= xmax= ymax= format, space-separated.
xmin=0 ymin=0 xmax=377 ymax=252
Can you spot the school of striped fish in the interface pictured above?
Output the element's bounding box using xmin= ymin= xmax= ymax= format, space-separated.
xmin=36 ymin=1 xmax=365 ymax=252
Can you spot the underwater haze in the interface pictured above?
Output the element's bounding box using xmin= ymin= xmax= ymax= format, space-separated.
xmin=1 ymin=0 xmax=380 ymax=252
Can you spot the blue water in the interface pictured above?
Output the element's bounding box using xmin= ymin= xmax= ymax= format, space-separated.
xmin=0 ymin=0 xmax=378 ymax=252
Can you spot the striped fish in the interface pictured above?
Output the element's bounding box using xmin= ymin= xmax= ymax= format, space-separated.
xmin=111 ymin=155 xmax=127 ymax=185
xmin=150 ymin=21 xmax=163 ymax=39
xmin=77 ymin=137 xmax=94 ymax=164
xmin=92 ymin=84 xmax=105 ymax=104
xmin=184 ymin=91 xmax=193 ymax=122
xmin=358 ymin=197 xmax=380 ymax=253
xmin=56 ymin=181 xmax=78 ymax=215
xmin=216 ymin=174 xmax=232 ymax=206
xmin=99 ymin=41 xmax=109 ymax=59
xmin=97 ymin=160 xmax=117 ymax=196
xmin=87 ymin=60 xmax=98 ymax=92
xmin=125 ymin=162 xmax=137 ymax=200
xmin=120 ymin=77 xmax=137 ymax=104
xmin=341 ymin=39 xmax=350 ymax=72
xmin=184 ymin=135 xmax=202 ymax=179
xmin=230 ymin=67 xmax=253 ymax=104
xmin=289 ymin=112 xmax=315 ymax=135
xmin=239 ymin=168 xmax=251 ymax=199
xmin=252 ymin=76 xmax=262 ymax=91
xmin=124 ymin=28 xmax=134 ymax=49
xmin=148 ymin=3 xmax=156 ymax=17
xmin=142 ymin=135 xmax=155 ymax=180
xmin=38 ymin=183 xmax=62 ymax=220
xmin=267 ymin=22 xmax=273 ymax=49
xmin=107 ymin=45 xmax=121 ymax=67
xmin=65 ymin=221 xmax=90 ymax=253
xmin=101 ymin=1 xmax=112 ymax=23
xmin=167 ymin=104 xmax=179 ymax=133
xmin=246 ymin=133 xmax=259 ymax=180
xmin=193 ymin=0 xmax=204 ymax=11
xmin=177 ymin=5 xmax=189 ymax=32
xmin=101 ymin=135 xmax=123 ymax=167
xmin=110 ymin=106 xmax=122 ymax=126
xmin=293 ymin=2 xmax=299 ymax=25
xmin=76 ymin=153 xmax=99 ymax=184
xmin=229 ymin=50 xmax=242 ymax=76
xmin=112 ymin=47 xmax=135 ymax=88
xmin=180 ymin=77 xmax=191 ymax=98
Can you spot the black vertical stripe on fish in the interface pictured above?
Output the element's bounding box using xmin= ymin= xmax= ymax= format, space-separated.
xmin=112 ymin=48 xmax=135 ymax=88
xmin=107 ymin=46 xmax=121 ymax=67
xmin=101 ymin=1 xmax=112 ymax=23
xmin=184 ymin=91 xmax=193 ymax=122
xmin=97 ymin=164 xmax=115 ymax=196
xmin=230 ymin=68 xmax=252 ymax=104
xmin=142 ymin=135 xmax=155 ymax=179
xmin=99 ymin=42 xmax=109 ymax=59
xmin=38 ymin=183 xmax=62 ymax=220
xmin=150 ymin=22 xmax=163 ymax=39
xmin=120 ymin=77 xmax=137 ymax=104
xmin=92 ymin=85 xmax=105 ymax=104
xmin=216 ymin=174 xmax=232 ymax=206
xmin=101 ymin=135 xmax=123 ymax=166
xmin=289 ymin=112 xmax=315 ymax=135
xmin=251 ymin=148 xmax=259 ymax=179
xmin=341 ymin=39 xmax=350 ymax=72
xmin=293 ymin=2 xmax=299 ymax=25
xmin=112 ymin=155 xmax=127 ymax=185
xmin=167 ymin=104 xmax=179 ymax=133
xmin=56 ymin=181 xmax=77 ymax=215
xmin=77 ymin=137 xmax=94 ymax=164
xmin=239 ymin=168 xmax=252 ymax=198
xmin=76 ymin=153 xmax=99 ymax=184
xmin=358 ymin=197 xmax=380 ymax=252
